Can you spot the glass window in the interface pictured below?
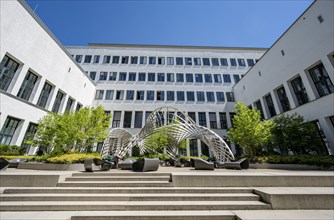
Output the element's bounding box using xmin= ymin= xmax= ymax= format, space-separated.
xmin=103 ymin=55 xmax=111 ymax=64
xmin=206 ymin=92 xmax=215 ymax=102
xmin=254 ymin=100 xmax=264 ymax=119
xmin=119 ymin=72 xmax=127 ymax=81
xmin=136 ymin=90 xmax=145 ymax=100
xmin=105 ymin=90 xmax=114 ymax=100
xmin=89 ymin=71 xmax=96 ymax=80
xmin=93 ymin=55 xmax=100 ymax=63
xmin=21 ymin=122 xmax=38 ymax=150
xmin=185 ymin=73 xmax=193 ymax=83
xmin=204 ymin=74 xmax=212 ymax=83
xmin=216 ymin=92 xmax=225 ymax=102
xmin=158 ymin=57 xmax=165 ymax=65
xmin=95 ymin=90 xmax=104 ymax=100
xmin=198 ymin=112 xmax=207 ymax=127
xmin=140 ymin=56 xmax=147 ymax=64
xmin=84 ymin=55 xmax=92 ymax=63
xmin=112 ymin=111 xmax=121 ymax=128
xmin=121 ymin=56 xmax=129 ymax=64
xmin=247 ymin=59 xmax=255 ymax=67
xmin=190 ymin=139 xmax=198 ymax=156
xmin=309 ymin=63 xmax=334 ymax=97
xmin=238 ymin=58 xmax=246 ymax=66
xmin=52 ymin=91 xmax=64 ymax=113
xmin=177 ymin=91 xmax=185 ymax=101
xmin=176 ymin=57 xmax=183 ymax=65
xmin=214 ymin=74 xmax=222 ymax=83
xmin=230 ymin=58 xmax=237 ymax=67
xmin=276 ymin=86 xmax=290 ymax=112
xmin=233 ymin=74 xmax=240 ymax=83
xmin=167 ymin=91 xmax=174 ymax=101
xmin=185 ymin=57 xmax=192 ymax=65
xmin=211 ymin=58 xmax=219 ymax=66
xmin=109 ymin=72 xmax=117 ymax=81
xmin=226 ymin=92 xmax=235 ymax=102
xmin=138 ymin=72 xmax=146 ymax=81
xmin=0 ymin=55 xmax=20 ymax=91
xmin=145 ymin=111 xmax=152 ymax=122
xmin=130 ymin=56 xmax=138 ymax=64
xmin=157 ymin=73 xmax=165 ymax=82
xmin=17 ymin=71 xmax=38 ymax=101
xmin=195 ymin=73 xmax=203 ymax=83
xmin=115 ymin=90 xmax=124 ymax=100
xmin=148 ymin=72 xmax=155 ymax=82
xmin=176 ymin=73 xmax=184 ymax=82
xmin=75 ymin=55 xmax=82 ymax=63
xmin=37 ymin=82 xmax=53 ymax=108
xmin=197 ymin=91 xmax=205 ymax=102
xmin=128 ymin=72 xmax=136 ymax=81
xmin=188 ymin=112 xmax=196 ymax=122
xmin=220 ymin=58 xmax=228 ymax=66
xmin=291 ymin=76 xmax=309 ymax=106
xmin=134 ymin=111 xmax=143 ymax=128
xmin=65 ymin=97 xmax=74 ymax=111
xmin=209 ymin=112 xmax=218 ymax=129
xmin=265 ymin=93 xmax=276 ymax=118
xmin=146 ymin=90 xmax=155 ymax=100
xmin=219 ymin=113 xmax=228 ymax=129
xmin=166 ymin=57 xmax=174 ymax=65
xmin=76 ymin=103 xmax=82 ymax=111
xmin=202 ymin=58 xmax=210 ymax=66
xmin=194 ymin=58 xmax=201 ymax=66
xmin=149 ymin=57 xmax=156 ymax=65
xmin=156 ymin=91 xmax=165 ymax=101
xmin=223 ymin=74 xmax=231 ymax=83
xmin=112 ymin=56 xmax=119 ymax=64
xmin=99 ymin=72 xmax=108 ymax=81
xmin=0 ymin=117 xmax=21 ymax=145
xmin=167 ymin=73 xmax=174 ymax=82
xmin=186 ymin=91 xmax=195 ymax=101
xmin=126 ymin=90 xmax=134 ymax=100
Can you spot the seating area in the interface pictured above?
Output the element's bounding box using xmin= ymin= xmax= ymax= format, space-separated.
xmin=225 ymin=158 xmax=250 ymax=170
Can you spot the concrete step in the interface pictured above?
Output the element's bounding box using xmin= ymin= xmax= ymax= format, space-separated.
xmin=0 ymin=200 xmax=271 ymax=211
xmin=3 ymin=187 xmax=253 ymax=194
xmin=0 ymin=193 xmax=260 ymax=201
xmin=72 ymin=172 xmax=171 ymax=177
xmin=65 ymin=176 xmax=171 ymax=182
xmin=57 ymin=181 xmax=173 ymax=187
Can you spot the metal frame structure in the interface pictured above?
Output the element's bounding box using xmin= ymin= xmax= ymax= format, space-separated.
xmin=102 ymin=106 xmax=235 ymax=162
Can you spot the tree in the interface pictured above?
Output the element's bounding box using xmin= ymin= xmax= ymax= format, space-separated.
xmin=228 ymin=102 xmax=274 ymax=157
xmin=144 ymin=127 xmax=175 ymax=153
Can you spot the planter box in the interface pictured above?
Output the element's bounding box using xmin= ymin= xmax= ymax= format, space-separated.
xmin=17 ymin=162 xmax=85 ymax=171
xmin=250 ymin=163 xmax=334 ymax=171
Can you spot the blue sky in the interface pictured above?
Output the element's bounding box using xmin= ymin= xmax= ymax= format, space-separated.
xmin=25 ymin=0 xmax=314 ymax=48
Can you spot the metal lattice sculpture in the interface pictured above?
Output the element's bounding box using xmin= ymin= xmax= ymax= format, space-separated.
xmin=102 ymin=106 xmax=235 ymax=162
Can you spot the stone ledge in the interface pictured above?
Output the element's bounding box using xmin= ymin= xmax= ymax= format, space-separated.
xmin=250 ymin=163 xmax=334 ymax=171
xmin=17 ymin=163 xmax=85 ymax=171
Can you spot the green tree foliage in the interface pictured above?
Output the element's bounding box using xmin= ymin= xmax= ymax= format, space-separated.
xmin=228 ymin=102 xmax=275 ymax=157
xmin=144 ymin=127 xmax=175 ymax=153
xmin=27 ymin=106 xmax=111 ymax=155
xmin=272 ymin=113 xmax=327 ymax=155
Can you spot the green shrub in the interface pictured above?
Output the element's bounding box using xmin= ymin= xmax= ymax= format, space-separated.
xmin=0 ymin=155 xmax=34 ymax=160
xmin=0 ymin=144 xmax=26 ymax=156
xmin=46 ymin=152 xmax=102 ymax=164
xmin=253 ymin=155 xmax=334 ymax=167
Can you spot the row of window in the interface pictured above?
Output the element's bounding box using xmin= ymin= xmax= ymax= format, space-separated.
xmin=95 ymin=89 xmax=235 ymax=103
xmin=0 ymin=55 xmax=82 ymax=113
xmin=74 ymin=54 xmax=256 ymax=68
xmin=88 ymin=71 xmax=243 ymax=84
xmin=253 ymin=62 xmax=333 ymax=119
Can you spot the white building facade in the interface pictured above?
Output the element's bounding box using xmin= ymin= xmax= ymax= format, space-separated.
xmin=233 ymin=0 xmax=334 ymax=154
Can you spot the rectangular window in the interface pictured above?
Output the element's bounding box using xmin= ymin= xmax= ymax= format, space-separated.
xmin=134 ymin=111 xmax=143 ymax=128
xmin=93 ymin=55 xmax=100 ymax=63
xmin=230 ymin=58 xmax=237 ymax=67
xmin=194 ymin=58 xmax=201 ymax=66
xmin=76 ymin=103 xmax=82 ymax=111
xmin=99 ymin=72 xmax=108 ymax=81
xmin=219 ymin=113 xmax=228 ymax=129
xmin=276 ymin=86 xmax=291 ymax=112
xmin=0 ymin=117 xmax=21 ymax=145
xmin=176 ymin=73 xmax=184 ymax=82
xmin=123 ymin=111 xmax=132 ymax=128
xmin=177 ymin=91 xmax=185 ymax=101
xmin=209 ymin=112 xmax=217 ymax=129
xmin=52 ymin=91 xmax=64 ymax=113
xmin=105 ymin=90 xmax=114 ymax=100
xmin=265 ymin=93 xmax=276 ymax=117
xmin=188 ymin=112 xmax=196 ymax=123
xmin=197 ymin=91 xmax=205 ymax=102
xmin=204 ymin=74 xmax=212 ymax=83
xmin=130 ymin=56 xmax=138 ymax=64
xmin=157 ymin=73 xmax=165 ymax=82
xmin=167 ymin=91 xmax=174 ymax=101
xmin=211 ymin=58 xmax=219 ymax=66
xmin=226 ymin=92 xmax=235 ymax=102
xmin=149 ymin=57 xmax=156 ymax=65
xmin=0 ymin=55 xmax=20 ymax=91
xmin=145 ymin=111 xmax=152 ymax=122
xmin=121 ymin=56 xmax=129 ymax=64
xmin=95 ymin=90 xmax=104 ymax=100
xmin=146 ymin=90 xmax=155 ymax=100
xmin=138 ymin=72 xmax=146 ymax=81
xmin=176 ymin=57 xmax=183 ymax=65
xmin=37 ymin=82 xmax=53 ymax=108
xmin=216 ymin=92 xmax=225 ymax=102
xmin=75 ymin=55 xmax=82 ymax=63
xmin=223 ymin=74 xmax=231 ymax=83
xmin=128 ymin=72 xmax=136 ymax=81
xmin=247 ymin=59 xmax=255 ymax=66
xmin=185 ymin=57 xmax=192 ymax=65
xmin=238 ymin=58 xmax=246 ymax=66
xmin=291 ymin=76 xmax=309 ymax=106
xmin=116 ymin=90 xmax=124 ymax=100
xmin=109 ymin=72 xmax=117 ymax=81
xmin=112 ymin=56 xmax=119 ymax=64
xmin=190 ymin=139 xmax=198 ymax=156
xmin=112 ymin=111 xmax=121 ymax=128
xmin=198 ymin=112 xmax=207 ymax=127
xmin=126 ymin=90 xmax=134 ymax=100
xmin=89 ymin=71 xmax=96 ymax=80
xmin=233 ymin=74 xmax=240 ymax=83
xmin=206 ymin=92 xmax=215 ymax=102
xmin=185 ymin=73 xmax=193 ymax=82
xmin=158 ymin=57 xmax=165 ymax=65
xmin=148 ymin=72 xmax=155 ymax=82
xmin=156 ymin=91 xmax=165 ymax=101
xmin=214 ymin=74 xmax=222 ymax=83
xmin=136 ymin=90 xmax=145 ymax=100
xmin=119 ymin=72 xmax=127 ymax=81
xmin=140 ymin=56 xmax=147 ymax=64
xmin=84 ymin=55 xmax=92 ymax=63
xmin=309 ymin=63 xmax=334 ymax=97
xmin=195 ymin=73 xmax=203 ymax=83
xmin=21 ymin=122 xmax=38 ymax=150
xmin=65 ymin=97 xmax=74 ymax=111
xmin=167 ymin=73 xmax=174 ymax=82
xmin=202 ymin=58 xmax=210 ymax=66
xmin=187 ymin=91 xmax=195 ymax=101
xmin=254 ymin=100 xmax=264 ymax=119
xmin=167 ymin=57 xmax=174 ymax=65
xmin=103 ymin=55 xmax=111 ymax=64
xmin=17 ymin=71 xmax=38 ymax=101
xmin=220 ymin=58 xmax=228 ymax=66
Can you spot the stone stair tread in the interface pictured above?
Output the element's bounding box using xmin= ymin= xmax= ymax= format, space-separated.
xmin=66 ymin=176 xmax=170 ymax=179
xmin=72 ymin=172 xmax=171 ymax=176
xmin=60 ymin=181 xmax=171 ymax=183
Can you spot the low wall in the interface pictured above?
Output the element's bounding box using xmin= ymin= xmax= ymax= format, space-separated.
xmin=17 ymin=163 xmax=84 ymax=171
xmin=0 ymin=174 xmax=70 ymax=187
xmin=250 ymin=163 xmax=334 ymax=171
